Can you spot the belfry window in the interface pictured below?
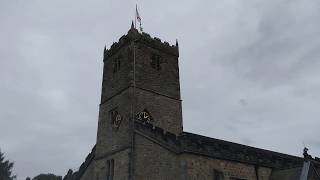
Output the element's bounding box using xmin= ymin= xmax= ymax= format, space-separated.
xmin=112 ymin=58 xmax=121 ymax=73
xmin=151 ymin=54 xmax=162 ymax=71
xmin=106 ymin=159 xmax=114 ymax=180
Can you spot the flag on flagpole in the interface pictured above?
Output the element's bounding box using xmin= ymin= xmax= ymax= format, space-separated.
xmin=136 ymin=5 xmax=141 ymax=23
xmin=135 ymin=4 xmax=143 ymax=32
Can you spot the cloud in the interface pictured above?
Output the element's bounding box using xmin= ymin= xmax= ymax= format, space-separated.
xmin=181 ymin=0 xmax=320 ymax=156
xmin=0 ymin=0 xmax=320 ymax=179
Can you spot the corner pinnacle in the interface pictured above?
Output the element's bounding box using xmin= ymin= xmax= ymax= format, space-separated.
xmin=131 ymin=20 xmax=134 ymax=29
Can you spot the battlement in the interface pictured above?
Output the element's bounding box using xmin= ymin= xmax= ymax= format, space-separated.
xmin=134 ymin=120 xmax=180 ymax=152
xmin=63 ymin=146 xmax=96 ymax=180
xmin=138 ymin=30 xmax=179 ymax=57
xmin=104 ymin=25 xmax=179 ymax=60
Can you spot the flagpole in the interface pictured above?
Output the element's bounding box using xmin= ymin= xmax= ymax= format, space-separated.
xmin=135 ymin=4 xmax=137 ymax=28
xmin=129 ymin=25 xmax=137 ymax=180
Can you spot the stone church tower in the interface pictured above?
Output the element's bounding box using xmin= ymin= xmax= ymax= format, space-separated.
xmin=94 ymin=23 xmax=183 ymax=179
xmin=64 ymin=24 xmax=320 ymax=180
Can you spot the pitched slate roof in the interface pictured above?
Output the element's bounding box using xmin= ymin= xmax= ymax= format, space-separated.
xmin=134 ymin=120 xmax=303 ymax=169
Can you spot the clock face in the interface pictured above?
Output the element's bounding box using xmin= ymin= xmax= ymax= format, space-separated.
xmin=136 ymin=109 xmax=153 ymax=124
xmin=114 ymin=114 xmax=122 ymax=128
xmin=110 ymin=109 xmax=122 ymax=129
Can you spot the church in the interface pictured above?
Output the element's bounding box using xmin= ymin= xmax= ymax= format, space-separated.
xmin=63 ymin=23 xmax=320 ymax=180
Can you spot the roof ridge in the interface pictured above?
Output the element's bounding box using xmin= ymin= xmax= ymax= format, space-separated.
xmin=134 ymin=120 xmax=303 ymax=169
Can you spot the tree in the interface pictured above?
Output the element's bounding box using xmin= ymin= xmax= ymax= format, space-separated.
xmin=32 ymin=173 xmax=62 ymax=180
xmin=0 ymin=149 xmax=16 ymax=180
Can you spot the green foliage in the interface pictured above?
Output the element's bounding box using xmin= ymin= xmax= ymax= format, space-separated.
xmin=0 ymin=149 xmax=16 ymax=180
xmin=32 ymin=174 xmax=62 ymax=180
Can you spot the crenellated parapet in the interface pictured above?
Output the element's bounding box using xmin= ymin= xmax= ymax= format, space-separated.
xmin=63 ymin=146 xmax=96 ymax=180
xmin=77 ymin=145 xmax=95 ymax=179
xmin=104 ymin=25 xmax=179 ymax=60
xmin=138 ymin=31 xmax=179 ymax=57
xmin=103 ymin=33 xmax=132 ymax=60
xmin=134 ymin=120 xmax=181 ymax=153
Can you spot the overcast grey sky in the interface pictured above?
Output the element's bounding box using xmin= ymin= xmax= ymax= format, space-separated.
xmin=1 ymin=0 xmax=320 ymax=179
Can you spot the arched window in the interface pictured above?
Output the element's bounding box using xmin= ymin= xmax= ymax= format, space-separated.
xmin=106 ymin=159 xmax=114 ymax=180
xmin=151 ymin=53 xmax=162 ymax=71
xmin=113 ymin=58 xmax=121 ymax=74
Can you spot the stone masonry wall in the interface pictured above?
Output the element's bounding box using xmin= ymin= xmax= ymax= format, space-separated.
xmin=96 ymin=89 xmax=133 ymax=158
xmin=134 ymin=42 xmax=181 ymax=99
xmin=181 ymin=153 xmax=271 ymax=180
xmin=94 ymin=149 xmax=131 ymax=180
xmin=258 ymin=167 xmax=273 ymax=180
xmin=101 ymin=44 xmax=133 ymax=103
xmin=79 ymin=162 xmax=95 ymax=180
xmin=133 ymin=133 xmax=182 ymax=180
xmin=133 ymin=124 xmax=273 ymax=180
xmin=131 ymin=34 xmax=183 ymax=134
xmin=183 ymin=154 xmax=254 ymax=180
xmin=134 ymin=88 xmax=183 ymax=134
